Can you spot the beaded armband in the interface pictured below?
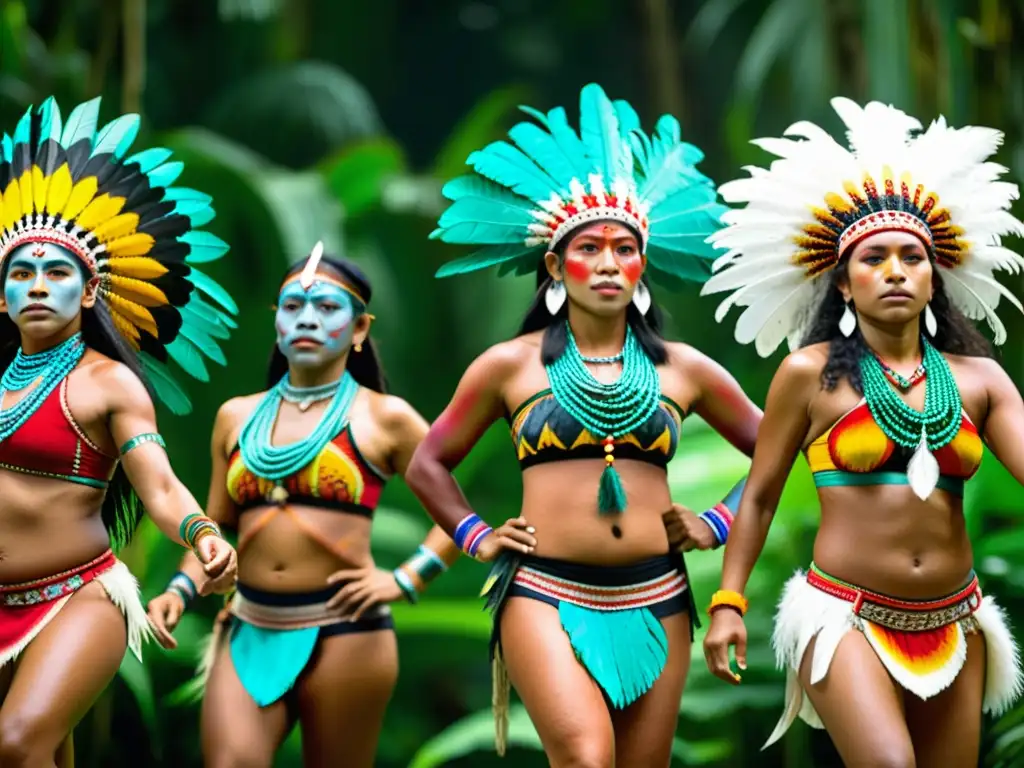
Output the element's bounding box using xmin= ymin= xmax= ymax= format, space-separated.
xmin=708 ymin=589 xmax=748 ymax=617
xmin=699 ymin=504 xmax=735 ymax=549
xmin=166 ymin=571 xmax=197 ymax=608
xmin=179 ymin=512 xmax=222 ymax=552
xmin=394 ymin=545 xmax=449 ymax=603
xmin=453 ymin=514 xmax=492 ymax=559
xmin=119 ymin=432 xmax=166 ymax=456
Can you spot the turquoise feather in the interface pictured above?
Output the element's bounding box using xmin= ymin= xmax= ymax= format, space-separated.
xmin=612 ymin=100 xmax=641 ymax=136
xmin=517 ymin=105 xmax=549 ymax=128
xmin=181 ymin=301 xmax=232 ymax=340
xmin=146 ymin=161 xmax=184 ymax=189
xmin=435 ymin=220 xmax=529 ymax=246
xmin=139 ymin=355 xmax=193 ymax=416
xmin=558 ymin=603 xmax=668 ymax=708
xmin=579 ymin=84 xmax=630 ymax=183
xmin=91 ymin=114 xmax=140 ymax=159
xmin=179 ymin=323 xmax=227 ymax=366
xmin=544 ymin=107 xmax=592 ymax=179
xmin=435 ymin=243 xmax=537 ymax=278
xmin=1 ymin=134 xmax=12 ymax=162
xmin=188 ymin=267 xmax=239 ymax=314
xmin=36 ymin=98 xmax=61 ymax=146
xmin=126 ymin=147 xmax=173 ymax=174
xmin=166 ymin=336 xmax=210 ymax=382
xmin=508 ymin=121 xmax=580 ymax=189
xmin=182 ymin=231 xmax=230 ymax=263
xmin=467 ymin=142 xmax=561 ymax=201
xmin=162 ymin=187 xmax=213 ymax=205
xmin=59 ymin=98 xmax=99 ymax=149
xmin=174 ymin=200 xmax=215 ymax=228
xmin=12 ymin=108 xmax=31 ymax=147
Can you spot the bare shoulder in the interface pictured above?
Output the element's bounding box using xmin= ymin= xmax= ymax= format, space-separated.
xmin=774 ymin=344 xmax=828 ymax=390
xmin=364 ymin=389 xmax=428 ymax=432
xmin=216 ymin=392 xmax=265 ymax=432
xmin=948 ymin=353 xmax=1015 ymax=391
xmin=468 ymin=335 xmax=537 ymax=381
xmin=82 ymin=355 xmax=151 ymax=406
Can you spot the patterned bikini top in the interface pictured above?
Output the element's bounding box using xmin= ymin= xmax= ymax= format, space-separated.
xmin=0 ymin=378 xmax=116 ymax=488
xmin=226 ymin=426 xmax=387 ymax=517
xmin=507 ymin=388 xmax=683 ymax=470
xmin=806 ymin=400 xmax=982 ymax=494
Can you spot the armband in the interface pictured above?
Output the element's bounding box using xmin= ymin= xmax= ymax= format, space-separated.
xmin=119 ymin=432 xmax=166 ymax=456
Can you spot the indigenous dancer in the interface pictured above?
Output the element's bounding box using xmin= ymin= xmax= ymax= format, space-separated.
xmin=147 ymin=242 xmax=459 ymax=768
xmin=701 ymin=97 xmax=1024 ymax=766
xmin=405 ymin=83 xmax=762 ymax=766
xmin=0 ymin=96 xmax=238 ymax=766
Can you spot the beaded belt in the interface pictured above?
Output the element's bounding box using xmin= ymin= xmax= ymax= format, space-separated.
xmin=0 ymin=549 xmax=115 ymax=607
xmin=513 ymin=565 xmax=687 ymax=612
xmin=808 ymin=563 xmax=982 ymax=632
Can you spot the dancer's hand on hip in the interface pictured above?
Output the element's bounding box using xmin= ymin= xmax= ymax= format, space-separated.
xmin=703 ymin=607 xmax=747 ymax=685
xmin=326 ymin=567 xmax=403 ymax=620
xmin=147 ymin=592 xmax=185 ymax=650
xmin=474 ymin=516 xmax=537 ymax=562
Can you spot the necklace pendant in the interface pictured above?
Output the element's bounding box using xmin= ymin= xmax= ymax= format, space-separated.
xmin=269 ymin=484 xmax=289 ymax=505
xmin=298 ymin=398 xmax=312 ymax=412
xmin=907 ymin=427 xmax=939 ymax=501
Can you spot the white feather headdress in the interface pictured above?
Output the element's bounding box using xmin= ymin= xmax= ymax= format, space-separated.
xmin=701 ymin=97 xmax=1024 ymax=357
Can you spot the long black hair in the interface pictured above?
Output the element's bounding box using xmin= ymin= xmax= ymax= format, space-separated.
xmin=266 ymin=254 xmax=388 ymax=393
xmin=0 ymin=259 xmax=156 ymax=551
xmin=800 ymin=256 xmax=994 ymax=393
xmin=516 ymin=223 xmax=668 ymax=365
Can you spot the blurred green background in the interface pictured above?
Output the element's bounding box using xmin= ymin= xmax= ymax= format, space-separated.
xmin=2 ymin=0 xmax=1024 ymax=765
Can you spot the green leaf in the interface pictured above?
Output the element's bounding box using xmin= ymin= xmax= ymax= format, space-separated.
xmin=117 ymin=654 xmax=163 ymax=757
xmin=407 ymin=704 xmax=541 ymax=768
xmin=862 ymin=0 xmax=913 ymax=109
xmin=390 ymin=600 xmax=492 ymax=641
xmin=319 ymin=137 xmax=408 ymax=219
xmin=671 ymin=736 xmax=735 ymax=764
xmin=371 ymin=505 xmax=430 ymax=553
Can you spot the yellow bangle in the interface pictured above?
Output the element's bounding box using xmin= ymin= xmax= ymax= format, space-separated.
xmin=708 ymin=589 xmax=748 ymax=617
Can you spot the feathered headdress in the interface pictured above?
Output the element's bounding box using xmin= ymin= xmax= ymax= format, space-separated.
xmin=430 ymin=83 xmax=728 ymax=289
xmin=702 ymin=97 xmax=1024 ymax=357
xmin=0 ymin=96 xmax=236 ymax=413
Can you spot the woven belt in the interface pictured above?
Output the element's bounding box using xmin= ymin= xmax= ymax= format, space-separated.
xmin=807 ymin=563 xmax=982 ymax=632
xmin=0 ymin=549 xmax=115 ymax=607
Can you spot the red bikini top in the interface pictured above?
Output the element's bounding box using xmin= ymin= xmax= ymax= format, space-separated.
xmin=0 ymin=378 xmax=117 ymax=488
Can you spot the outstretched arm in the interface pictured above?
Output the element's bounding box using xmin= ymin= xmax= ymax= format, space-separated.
xmin=405 ymin=343 xmax=536 ymax=561
xmin=979 ymin=359 xmax=1024 ymax=485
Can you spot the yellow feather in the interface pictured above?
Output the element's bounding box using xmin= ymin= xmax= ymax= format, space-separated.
xmin=75 ymin=193 xmax=126 ymax=233
xmin=45 ymin=164 xmax=73 ymax=216
xmin=107 ymin=256 xmax=169 ymax=280
xmin=92 ymin=212 xmax=139 ymax=243
xmin=105 ymin=292 xmax=159 ymax=338
xmin=107 ymin=307 xmax=142 ymax=349
xmin=108 ymin=274 xmax=169 ymax=307
xmin=106 ymin=233 xmax=155 ymax=258
xmin=2 ymin=178 xmax=21 ymax=232
xmin=32 ymin=166 xmax=51 ymax=215
xmin=18 ymin=170 xmax=33 ymax=218
xmin=61 ymin=177 xmax=98 ymax=222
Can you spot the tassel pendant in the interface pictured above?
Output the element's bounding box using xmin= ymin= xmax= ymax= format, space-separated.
xmin=598 ymin=436 xmax=628 ymax=514
xmin=907 ymin=426 xmax=939 ymax=500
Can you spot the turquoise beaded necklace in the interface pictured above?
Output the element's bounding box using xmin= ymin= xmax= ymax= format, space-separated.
xmin=859 ymin=338 xmax=961 ymax=498
xmin=0 ymin=333 xmax=85 ymax=443
xmin=545 ymin=323 xmax=661 ymax=514
xmin=238 ymin=371 xmax=360 ymax=493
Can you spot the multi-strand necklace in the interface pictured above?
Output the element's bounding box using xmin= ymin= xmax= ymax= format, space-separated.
xmin=859 ymin=338 xmax=961 ymax=499
xmin=0 ymin=333 xmax=85 ymax=443
xmin=545 ymin=323 xmax=660 ymax=514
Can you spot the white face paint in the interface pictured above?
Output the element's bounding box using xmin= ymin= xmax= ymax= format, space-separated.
xmin=3 ymin=242 xmax=89 ymax=337
xmin=274 ymin=278 xmax=360 ymax=369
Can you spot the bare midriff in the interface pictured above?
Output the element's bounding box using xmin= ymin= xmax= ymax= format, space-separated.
xmin=813 ymin=484 xmax=973 ymax=599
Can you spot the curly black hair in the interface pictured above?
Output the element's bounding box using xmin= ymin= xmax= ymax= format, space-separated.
xmin=515 ymin=223 xmax=668 ymax=365
xmin=800 ymin=258 xmax=993 ymax=393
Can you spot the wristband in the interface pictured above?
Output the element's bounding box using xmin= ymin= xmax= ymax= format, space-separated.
xmin=393 ymin=568 xmax=419 ymax=604
xmin=179 ymin=512 xmax=222 ymax=552
xmin=165 ymin=571 xmax=197 ymax=608
xmin=699 ymin=504 xmax=734 ymax=548
xmin=453 ymin=514 xmax=492 ymax=558
xmin=708 ymin=589 xmax=748 ymax=617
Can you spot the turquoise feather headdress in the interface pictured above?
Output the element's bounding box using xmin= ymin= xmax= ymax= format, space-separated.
xmin=0 ymin=96 xmax=236 ymax=414
xmin=430 ymin=83 xmax=728 ymax=287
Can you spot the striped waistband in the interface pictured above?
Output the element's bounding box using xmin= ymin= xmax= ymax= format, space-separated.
xmin=513 ymin=555 xmax=687 ymax=612
xmin=231 ymin=583 xmax=390 ymax=630
xmin=812 ymin=470 xmax=964 ymax=497
xmin=1 ymin=550 xmax=116 ymax=607
xmin=807 ymin=563 xmax=982 ymax=631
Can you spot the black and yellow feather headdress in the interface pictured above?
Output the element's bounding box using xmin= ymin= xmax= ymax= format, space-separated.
xmin=0 ymin=96 xmax=236 ymax=413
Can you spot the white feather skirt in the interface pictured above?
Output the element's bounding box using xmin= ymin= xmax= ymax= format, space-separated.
xmin=763 ymin=568 xmax=1023 ymax=749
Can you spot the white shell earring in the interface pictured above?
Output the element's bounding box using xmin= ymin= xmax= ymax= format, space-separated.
xmin=839 ymin=301 xmax=857 ymax=337
xmin=924 ymin=303 xmax=937 ymax=336
xmin=545 ymin=280 xmax=566 ymax=314
xmin=632 ymin=282 xmax=651 ymax=315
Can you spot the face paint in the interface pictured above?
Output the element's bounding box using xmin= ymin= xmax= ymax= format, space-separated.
xmin=274 ymin=278 xmax=359 ymax=369
xmin=563 ymin=258 xmax=591 ymax=283
xmin=3 ymin=243 xmax=87 ymax=328
xmin=619 ymin=255 xmax=643 ymax=285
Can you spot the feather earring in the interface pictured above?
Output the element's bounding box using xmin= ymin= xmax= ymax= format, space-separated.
xmin=545 ymin=280 xmax=566 ymax=314
xmin=924 ymin=303 xmax=937 ymax=336
xmin=839 ymin=301 xmax=857 ymax=337
xmin=632 ymin=282 xmax=651 ymax=315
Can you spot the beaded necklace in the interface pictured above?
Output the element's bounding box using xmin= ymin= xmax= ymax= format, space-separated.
xmin=872 ymin=352 xmax=926 ymax=391
xmin=545 ymin=323 xmax=660 ymax=514
xmin=280 ymin=378 xmax=340 ymax=412
xmin=859 ymin=338 xmax=961 ymax=499
xmin=237 ymin=371 xmax=360 ymax=499
xmin=0 ymin=334 xmax=85 ymax=443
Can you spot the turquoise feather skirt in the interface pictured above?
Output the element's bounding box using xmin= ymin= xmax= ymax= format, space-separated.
xmin=483 ymin=553 xmax=695 ymax=710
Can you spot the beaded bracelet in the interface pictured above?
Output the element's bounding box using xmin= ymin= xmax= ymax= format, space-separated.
xmin=179 ymin=512 xmax=222 ymax=552
xmin=393 ymin=568 xmax=419 ymax=604
xmin=453 ymin=514 xmax=492 ymax=558
xmin=708 ymin=589 xmax=748 ymax=617
xmin=393 ymin=545 xmax=449 ymax=603
xmin=699 ymin=503 xmax=735 ymax=549
xmin=166 ymin=571 xmax=197 ymax=608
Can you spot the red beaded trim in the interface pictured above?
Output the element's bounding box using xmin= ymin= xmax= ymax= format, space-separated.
xmin=837 ymin=211 xmax=932 ymax=257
